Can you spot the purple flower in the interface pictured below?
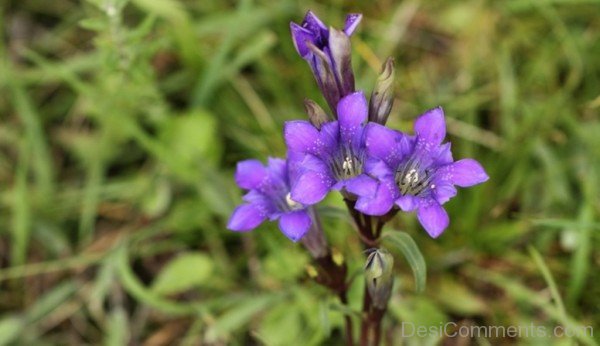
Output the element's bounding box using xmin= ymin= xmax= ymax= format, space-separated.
xmin=284 ymin=91 xmax=370 ymax=205
xmin=290 ymin=11 xmax=362 ymax=114
xmin=352 ymin=107 xmax=489 ymax=238
xmin=227 ymin=158 xmax=312 ymax=242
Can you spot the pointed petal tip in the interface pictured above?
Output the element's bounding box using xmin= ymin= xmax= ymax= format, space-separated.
xmin=344 ymin=13 xmax=363 ymax=35
xmin=449 ymin=159 xmax=489 ymax=187
xmin=234 ymin=159 xmax=266 ymax=190
xmin=417 ymin=202 xmax=449 ymax=238
xmin=227 ymin=204 xmax=266 ymax=232
xmin=415 ymin=106 xmax=447 ymax=146
xmin=337 ymin=91 xmax=368 ymax=126
xmin=278 ymin=211 xmax=311 ymax=242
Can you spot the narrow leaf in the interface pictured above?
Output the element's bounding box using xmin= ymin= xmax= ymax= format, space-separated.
xmin=382 ymin=230 xmax=427 ymax=293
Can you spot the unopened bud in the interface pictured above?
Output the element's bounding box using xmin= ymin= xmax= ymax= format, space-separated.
xmin=328 ymin=28 xmax=355 ymax=100
xmin=368 ymin=57 xmax=395 ymax=125
xmin=304 ymin=98 xmax=329 ymax=129
xmin=365 ymin=248 xmax=394 ymax=309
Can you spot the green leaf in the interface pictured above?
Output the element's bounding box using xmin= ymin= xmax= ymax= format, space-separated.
xmin=151 ymin=252 xmax=214 ymax=295
xmin=159 ymin=110 xmax=221 ymax=166
xmin=115 ymin=246 xmax=199 ymax=315
xmin=0 ymin=316 xmax=24 ymax=346
xmin=205 ymin=294 xmax=279 ymax=342
xmin=104 ymin=307 xmax=129 ymax=346
xmin=79 ymin=18 xmax=108 ymax=32
xmin=434 ymin=278 xmax=487 ymax=315
xmin=382 ymin=230 xmax=427 ymax=293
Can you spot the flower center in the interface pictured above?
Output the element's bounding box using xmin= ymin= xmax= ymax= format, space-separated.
xmin=329 ymin=149 xmax=364 ymax=181
xmin=395 ymin=158 xmax=435 ymax=196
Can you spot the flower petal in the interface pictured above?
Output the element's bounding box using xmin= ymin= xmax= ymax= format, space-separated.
xmin=227 ymin=204 xmax=267 ymax=232
xmin=438 ymin=159 xmax=489 ymax=187
xmin=396 ymin=195 xmax=418 ymax=212
xmin=337 ymin=91 xmax=368 ymax=143
xmin=431 ymin=182 xmax=457 ymax=205
xmin=303 ymin=11 xmax=328 ymax=37
xmin=267 ymin=157 xmax=287 ymax=180
xmin=278 ymin=210 xmax=311 ymax=242
xmin=414 ymin=107 xmax=446 ymax=146
xmin=235 ymin=159 xmax=267 ymax=190
xmin=416 ymin=201 xmax=449 ymax=238
xmin=434 ymin=142 xmax=453 ymax=166
xmin=365 ymin=158 xmax=394 ymax=179
xmin=284 ymin=120 xmax=321 ymax=155
xmin=365 ymin=123 xmax=407 ymax=167
xmin=345 ymin=174 xmax=378 ymax=198
xmin=291 ymin=170 xmax=333 ymax=205
xmin=355 ymin=181 xmax=396 ymax=216
xmin=317 ymin=121 xmax=340 ymax=155
xmin=290 ymin=22 xmax=315 ymax=58
xmin=294 ymin=153 xmax=329 ymax=173
xmin=344 ymin=13 xmax=362 ymax=36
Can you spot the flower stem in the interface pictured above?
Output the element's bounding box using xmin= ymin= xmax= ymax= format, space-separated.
xmin=344 ymin=199 xmax=392 ymax=346
xmin=339 ymin=291 xmax=355 ymax=346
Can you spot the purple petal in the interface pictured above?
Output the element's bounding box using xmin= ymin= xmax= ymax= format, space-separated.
xmin=278 ymin=210 xmax=311 ymax=242
xmin=235 ymin=159 xmax=267 ymax=190
xmin=431 ymin=180 xmax=456 ymax=205
xmin=438 ymin=159 xmax=489 ymax=187
xmin=291 ymin=170 xmax=333 ymax=205
xmin=284 ymin=120 xmax=321 ymax=155
xmin=365 ymin=123 xmax=408 ymax=167
xmin=267 ymin=157 xmax=287 ymax=180
xmin=344 ymin=13 xmax=362 ymax=36
xmin=414 ymin=107 xmax=446 ymax=146
xmin=337 ymin=91 xmax=368 ymax=143
xmin=345 ymin=174 xmax=378 ymax=198
xmin=355 ymin=181 xmax=396 ymax=216
xmin=434 ymin=143 xmax=453 ymax=166
xmin=290 ymin=22 xmax=315 ymax=58
xmin=431 ymin=182 xmax=457 ymax=205
xmin=416 ymin=201 xmax=449 ymax=238
xmin=303 ymin=11 xmax=328 ymax=35
xmin=318 ymin=121 xmax=340 ymax=155
xmin=365 ymin=158 xmax=394 ymax=179
xmin=227 ymin=204 xmax=267 ymax=231
xmin=396 ymin=195 xmax=418 ymax=212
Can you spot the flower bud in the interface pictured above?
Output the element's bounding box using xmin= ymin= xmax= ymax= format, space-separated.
xmin=304 ymin=98 xmax=329 ymax=129
xmin=365 ymin=248 xmax=394 ymax=309
xmin=328 ymin=27 xmax=355 ymax=101
xmin=290 ymin=12 xmax=359 ymax=117
xmin=368 ymin=57 xmax=395 ymax=125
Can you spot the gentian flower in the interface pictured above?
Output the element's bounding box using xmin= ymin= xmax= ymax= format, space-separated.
xmin=352 ymin=108 xmax=489 ymax=238
xmin=290 ymin=11 xmax=362 ymax=114
xmin=227 ymin=158 xmax=312 ymax=242
xmin=284 ymin=91 xmax=370 ymax=205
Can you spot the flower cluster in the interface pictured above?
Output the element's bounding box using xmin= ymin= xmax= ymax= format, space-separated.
xmin=228 ymin=11 xmax=488 ymax=241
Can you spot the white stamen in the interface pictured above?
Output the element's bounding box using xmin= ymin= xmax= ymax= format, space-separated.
xmin=405 ymin=169 xmax=419 ymax=184
xmin=342 ymin=157 xmax=353 ymax=173
xmin=285 ymin=193 xmax=302 ymax=210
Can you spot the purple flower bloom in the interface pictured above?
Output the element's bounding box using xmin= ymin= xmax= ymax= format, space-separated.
xmin=284 ymin=91 xmax=370 ymax=205
xmin=227 ymin=158 xmax=312 ymax=242
xmin=290 ymin=11 xmax=362 ymax=114
xmin=352 ymin=107 xmax=489 ymax=238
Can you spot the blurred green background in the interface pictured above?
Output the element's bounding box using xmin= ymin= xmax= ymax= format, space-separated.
xmin=0 ymin=0 xmax=599 ymax=344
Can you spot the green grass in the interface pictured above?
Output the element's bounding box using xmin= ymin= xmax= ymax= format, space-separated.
xmin=0 ymin=0 xmax=599 ymax=344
